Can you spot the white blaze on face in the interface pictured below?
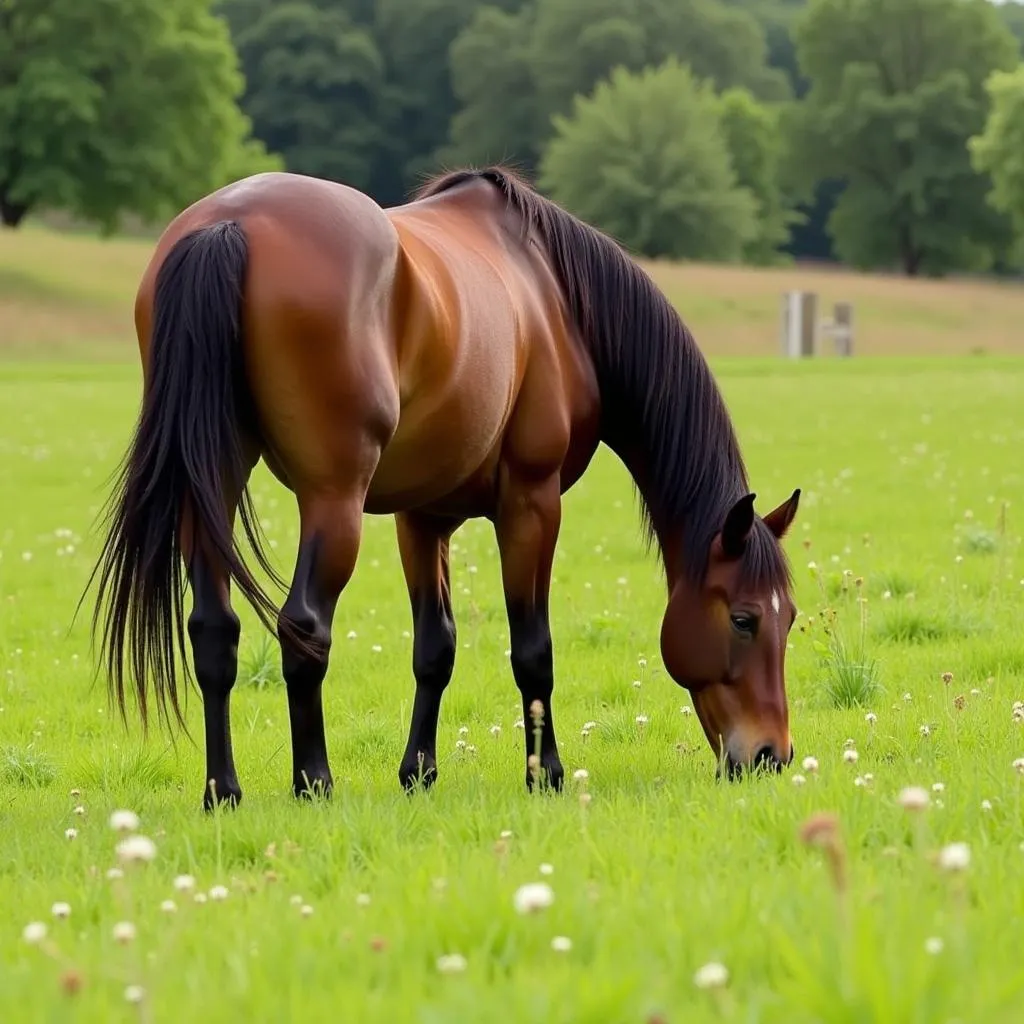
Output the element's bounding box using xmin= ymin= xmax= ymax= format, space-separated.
xmin=771 ymin=591 xmax=781 ymax=615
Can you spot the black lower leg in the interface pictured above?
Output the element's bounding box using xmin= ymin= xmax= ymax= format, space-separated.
xmin=188 ymin=557 xmax=243 ymax=810
xmin=279 ymin=537 xmax=336 ymax=800
xmin=398 ymin=591 xmax=456 ymax=790
xmin=508 ymin=600 xmax=563 ymax=792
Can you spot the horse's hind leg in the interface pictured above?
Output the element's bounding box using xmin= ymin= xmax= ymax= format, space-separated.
xmin=396 ymin=512 xmax=462 ymax=791
xmin=183 ymin=459 xmax=257 ymax=811
xmin=279 ymin=492 xmax=364 ymax=799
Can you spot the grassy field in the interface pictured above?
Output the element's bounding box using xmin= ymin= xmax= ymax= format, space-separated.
xmin=1 ymin=226 xmax=1024 ymax=1022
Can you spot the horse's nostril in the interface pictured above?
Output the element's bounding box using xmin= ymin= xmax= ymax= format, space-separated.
xmin=753 ymin=744 xmax=783 ymax=773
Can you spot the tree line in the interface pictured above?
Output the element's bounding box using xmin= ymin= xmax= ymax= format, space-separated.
xmin=5 ymin=0 xmax=1024 ymax=276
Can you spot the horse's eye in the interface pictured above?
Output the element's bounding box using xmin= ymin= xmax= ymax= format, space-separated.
xmin=730 ymin=613 xmax=757 ymax=636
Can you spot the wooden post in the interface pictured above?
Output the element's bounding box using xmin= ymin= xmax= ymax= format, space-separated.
xmin=832 ymin=301 xmax=854 ymax=356
xmin=780 ymin=290 xmax=817 ymax=358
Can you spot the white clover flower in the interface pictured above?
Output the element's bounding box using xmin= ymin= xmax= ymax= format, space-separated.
xmin=116 ymin=835 xmax=157 ymax=864
xmin=209 ymin=885 xmax=229 ymax=901
xmin=791 ymin=774 xmax=806 ymax=786
xmin=539 ymin=863 xmax=554 ymax=876
xmin=124 ymin=986 xmax=145 ymax=1004
xmin=64 ymin=828 xmax=77 ymax=840
xmin=843 ymin=749 xmax=859 ymax=764
xmin=898 ymin=786 xmax=929 ymax=811
xmin=112 ymin=921 xmax=136 ymax=944
xmin=924 ymin=936 xmax=944 ymax=955
xmin=160 ymin=900 xmax=177 ymax=914
xmin=693 ymin=961 xmax=729 ymax=989
xmin=51 ymin=902 xmax=71 ymax=920
xmin=436 ymin=953 xmax=467 ymax=973
xmin=938 ymin=842 xmax=970 ymax=872
xmin=22 ymin=922 xmax=47 ymax=944
xmin=173 ymin=874 xmax=196 ymax=892
xmin=551 ymin=936 xmax=572 ymax=952
xmin=109 ymin=809 xmax=140 ymax=833
xmin=801 ymin=756 xmax=819 ymax=773
xmin=513 ymin=881 xmax=555 ymax=914
xmin=573 ymin=769 xmax=589 ymax=781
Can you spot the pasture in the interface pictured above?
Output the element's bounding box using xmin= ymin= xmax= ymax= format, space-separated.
xmin=2 ymin=226 xmax=1024 ymax=1022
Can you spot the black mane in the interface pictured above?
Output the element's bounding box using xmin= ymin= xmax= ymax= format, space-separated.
xmin=415 ymin=166 xmax=790 ymax=592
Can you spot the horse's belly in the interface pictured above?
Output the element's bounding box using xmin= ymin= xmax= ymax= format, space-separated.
xmin=364 ymin=336 xmax=519 ymax=515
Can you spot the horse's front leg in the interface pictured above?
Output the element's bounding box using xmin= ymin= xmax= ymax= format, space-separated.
xmin=494 ymin=469 xmax=564 ymax=792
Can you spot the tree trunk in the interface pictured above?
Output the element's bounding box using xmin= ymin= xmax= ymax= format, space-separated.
xmin=898 ymin=224 xmax=920 ymax=276
xmin=0 ymin=195 xmax=29 ymax=228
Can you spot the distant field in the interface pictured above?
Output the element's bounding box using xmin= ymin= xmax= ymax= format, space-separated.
xmin=2 ymin=224 xmax=1023 ymax=359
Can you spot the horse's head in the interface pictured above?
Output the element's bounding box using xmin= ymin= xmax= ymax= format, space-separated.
xmin=660 ymin=489 xmax=800 ymax=778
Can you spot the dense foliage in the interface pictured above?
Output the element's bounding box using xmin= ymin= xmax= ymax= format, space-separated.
xmin=5 ymin=0 xmax=1024 ymax=275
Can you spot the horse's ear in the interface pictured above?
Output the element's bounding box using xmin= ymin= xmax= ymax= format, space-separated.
xmin=763 ymin=488 xmax=801 ymax=540
xmin=721 ymin=493 xmax=757 ymax=560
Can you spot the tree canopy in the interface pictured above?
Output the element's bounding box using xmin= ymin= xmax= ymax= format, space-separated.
xmin=0 ymin=0 xmax=278 ymax=230
xmin=7 ymin=0 xmax=1024 ymax=276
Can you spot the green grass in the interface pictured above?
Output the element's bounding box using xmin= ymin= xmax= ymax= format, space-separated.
xmin=1 ymin=354 xmax=1023 ymax=1022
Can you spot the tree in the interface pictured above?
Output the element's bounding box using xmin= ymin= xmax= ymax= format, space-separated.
xmin=442 ymin=5 xmax=543 ymax=171
xmin=538 ymin=60 xmax=759 ymax=261
xmin=0 ymin=0 xmax=278 ymax=230
xmin=716 ymin=88 xmax=796 ymax=262
xmin=969 ymin=65 xmax=1024 ymax=252
xmin=442 ymin=0 xmax=791 ymax=171
xmin=222 ymin=0 xmax=385 ymax=197
xmin=786 ymin=0 xmax=1018 ymax=276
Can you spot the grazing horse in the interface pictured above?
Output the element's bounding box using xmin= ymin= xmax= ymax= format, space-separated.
xmin=87 ymin=165 xmax=800 ymax=809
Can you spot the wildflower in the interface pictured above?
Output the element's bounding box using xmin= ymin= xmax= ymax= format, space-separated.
xmin=981 ymin=800 xmax=992 ymax=812
xmin=579 ymin=792 xmax=592 ymax=807
xmin=458 ymin=726 xmax=469 ymax=737
xmin=489 ymin=725 xmax=501 ymax=737
xmin=681 ymin=706 xmax=692 ymax=716
xmin=514 ymin=720 xmax=525 ymax=730
xmin=635 ymin=714 xmax=648 ymax=726
xmin=194 ymin=893 xmax=208 ymax=904
xmin=1012 ymin=758 xmax=1024 ymax=775
xmin=209 ymin=885 xmax=229 ymax=901
xmin=919 ymin=724 xmax=931 ymax=737
xmin=693 ymin=961 xmax=729 ymax=989
xmin=513 ymin=882 xmax=555 ymax=914
xmin=499 ymin=830 xmax=513 ymax=840
xmin=160 ymin=900 xmax=177 ymax=913
xmin=116 ymin=835 xmax=157 ymax=864
xmin=932 ymin=782 xmax=945 ymax=793
xmin=109 ymin=809 xmax=139 ymax=833
xmin=106 ymin=868 xmax=124 ymax=881
xmin=941 ymin=672 xmax=953 ymax=685
xmin=455 ymin=739 xmax=467 ymax=750
xmin=355 ymin=893 xmax=371 ymax=907
xmin=73 ymin=805 xmax=85 ymax=816
xmin=436 ymin=953 xmax=467 ymax=974
xmin=865 ymin=712 xmax=877 ymax=724
xmin=64 ymin=828 xmax=77 ymax=840
xmin=791 ymin=774 xmax=806 ymax=786
xmin=173 ymin=874 xmax=196 ymax=892
xmin=22 ymin=922 xmax=47 ymax=944
xmin=801 ymin=756 xmax=819 ymax=773
xmin=124 ymin=986 xmax=145 ymax=1004
xmin=112 ymin=922 xmax=136 ymax=944
xmin=551 ymin=936 xmax=573 ymax=952
xmin=539 ymin=863 xmax=554 ymax=876
xmin=572 ymin=769 xmax=589 ymax=781
xmin=924 ymin=937 xmax=944 ymax=955
xmin=938 ymin=842 xmax=970 ymax=872
xmin=51 ymin=902 xmax=71 ymax=920
xmin=898 ymin=786 xmax=929 ymax=811
xmin=843 ymin=749 xmax=859 ymax=764
xmin=300 ymin=904 xmax=314 ymax=917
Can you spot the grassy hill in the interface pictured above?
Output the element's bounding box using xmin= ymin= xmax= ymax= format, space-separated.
xmin=2 ymin=224 xmax=1023 ymax=359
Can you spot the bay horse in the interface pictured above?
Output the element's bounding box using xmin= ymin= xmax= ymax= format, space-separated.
xmin=87 ymin=166 xmax=800 ymax=809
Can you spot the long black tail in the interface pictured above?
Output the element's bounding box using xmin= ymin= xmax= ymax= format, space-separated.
xmin=85 ymin=220 xmax=284 ymax=732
